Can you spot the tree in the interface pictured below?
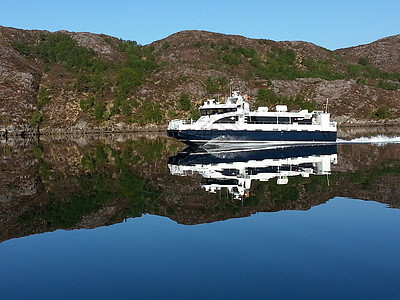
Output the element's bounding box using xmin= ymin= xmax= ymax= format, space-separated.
xmin=178 ymin=93 xmax=191 ymax=110
xmin=116 ymin=67 xmax=141 ymax=96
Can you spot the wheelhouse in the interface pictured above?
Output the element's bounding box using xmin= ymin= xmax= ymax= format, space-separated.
xmin=200 ymin=107 xmax=237 ymax=116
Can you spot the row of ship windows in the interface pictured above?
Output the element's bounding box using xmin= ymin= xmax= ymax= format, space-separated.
xmin=200 ymin=108 xmax=237 ymax=116
xmin=213 ymin=116 xmax=313 ymax=125
xmin=220 ymin=164 xmax=313 ymax=177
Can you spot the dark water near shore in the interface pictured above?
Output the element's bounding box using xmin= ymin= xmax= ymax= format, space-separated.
xmin=1 ymin=129 xmax=400 ymax=299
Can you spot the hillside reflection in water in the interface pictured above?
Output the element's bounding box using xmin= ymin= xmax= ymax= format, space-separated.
xmin=1 ymin=133 xmax=400 ymax=299
xmin=1 ymin=133 xmax=400 ymax=238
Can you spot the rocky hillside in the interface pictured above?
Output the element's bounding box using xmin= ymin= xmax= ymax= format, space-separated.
xmin=336 ymin=35 xmax=400 ymax=73
xmin=1 ymin=26 xmax=400 ymax=136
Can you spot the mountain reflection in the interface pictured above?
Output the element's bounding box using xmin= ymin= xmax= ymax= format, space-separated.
xmin=1 ymin=134 xmax=400 ymax=242
xmin=168 ymin=145 xmax=337 ymax=200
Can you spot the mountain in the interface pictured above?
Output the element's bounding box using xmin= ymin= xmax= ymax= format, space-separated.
xmin=0 ymin=26 xmax=399 ymax=136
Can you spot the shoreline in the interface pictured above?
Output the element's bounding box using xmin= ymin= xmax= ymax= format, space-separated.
xmin=2 ymin=120 xmax=400 ymax=139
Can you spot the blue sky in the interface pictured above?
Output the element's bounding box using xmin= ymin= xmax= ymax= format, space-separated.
xmin=1 ymin=0 xmax=399 ymax=50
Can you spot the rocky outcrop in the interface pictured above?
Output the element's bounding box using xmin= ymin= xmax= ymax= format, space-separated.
xmin=69 ymin=31 xmax=124 ymax=61
xmin=0 ymin=28 xmax=41 ymax=135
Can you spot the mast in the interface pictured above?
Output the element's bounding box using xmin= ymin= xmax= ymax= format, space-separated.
xmin=325 ymin=98 xmax=329 ymax=113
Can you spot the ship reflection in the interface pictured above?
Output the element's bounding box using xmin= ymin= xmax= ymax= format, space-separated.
xmin=168 ymin=144 xmax=337 ymax=200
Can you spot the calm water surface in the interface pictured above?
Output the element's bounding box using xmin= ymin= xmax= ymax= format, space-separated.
xmin=1 ymin=130 xmax=400 ymax=299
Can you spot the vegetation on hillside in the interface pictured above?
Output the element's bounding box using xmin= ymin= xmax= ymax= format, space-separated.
xmin=9 ymin=30 xmax=400 ymax=127
xmin=13 ymin=32 xmax=160 ymax=125
xmin=218 ymin=43 xmax=400 ymax=85
xmin=20 ymin=139 xmax=163 ymax=229
xmin=256 ymin=89 xmax=316 ymax=111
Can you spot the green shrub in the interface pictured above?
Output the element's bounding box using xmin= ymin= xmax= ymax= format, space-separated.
xmin=254 ymin=48 xmax=299 ymax=80
xmin=257 ymin=89 xmax=280 ymax=106
xmin=11 ymin=41 xmax=33 ymax=57
xmin=37 ymin=87 xmax=50 ymax=109
xmin=80 ymin=96 xmax=95 ymax=112
xmin=75 ymin=74 xmax=107 ymax=94
xmin=356 ymin=78 xmax=367 ymax=84
xmin=269 ymin=48 xmax=296 ymax=64
xmin=143 ymin=102 xmax=162 ymax=124
xmin=221 ymin=43 xmax=230 ymax=51
xmin=373 ymin=107 xmax=390 ymax=119
xmin=31 ymin=145 xmax=44 ymax=159
xmin=302 ymin=59 xmax=344 ymax=80
xmin=74 ymin=74 xmax=92 ymax=92
xmin=190 ymin=109 xmax=201 ymax=120
xmin=222 ymin=54 xmax=241 ymax=65
xmin=178 ymin=93 xmax=191 ymax=110
xmin=376 ymin=80 xmax=399 ymax=90
xmin=347 ymin=64 xmax=362 ymax=77
xmin=93 ymin=100 xmax=107 ymax=119
xmin=232 ymin=47 xmax=256 ymax=58
xmin=204 ymin=76 xmax=228 ymax=94
xmin=121 ymin=99 xmax=132 ymax=116
xmin=30 ymin=110 xmax=42 ymax=125
xmin=167 ymin=109 xmax=177 ymax=118
xmin=363 ymin=66 xmax=400 ymax=81
xmin=359 ymin=57 xmax=369 ymax=66
xmin=205 ymin=77 xmax=219 ymax=93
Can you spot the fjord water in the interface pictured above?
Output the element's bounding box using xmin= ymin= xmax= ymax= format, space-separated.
xmin=1 ymin=131 xmax=400 ymax=299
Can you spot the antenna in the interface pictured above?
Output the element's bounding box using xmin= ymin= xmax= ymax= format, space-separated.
xmin=325 ymin=98 xmax=329 ymax=113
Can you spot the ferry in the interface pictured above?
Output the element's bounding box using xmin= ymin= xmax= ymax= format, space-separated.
xmin=167 ymin=91 xmax=337 ymax=146
xmin=168 ymin=144 xmax=338 ymax=200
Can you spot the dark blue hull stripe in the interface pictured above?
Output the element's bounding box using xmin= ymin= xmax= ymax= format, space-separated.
xmin=168 ymin=144 xmax=337 ymax=166
xmin=167 ymin=130 xmax=337 ymax=144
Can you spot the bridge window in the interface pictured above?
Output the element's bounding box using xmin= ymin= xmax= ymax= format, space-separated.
xmin=200 ymin=108 xmax=237 ymax=116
